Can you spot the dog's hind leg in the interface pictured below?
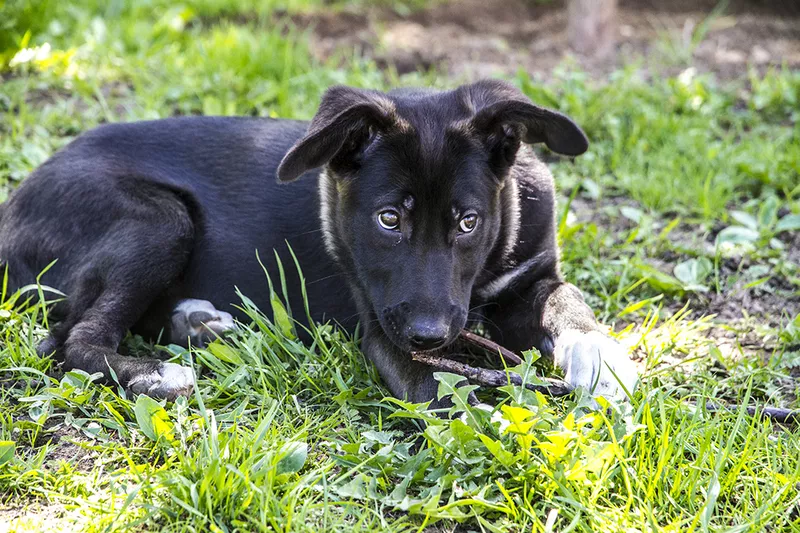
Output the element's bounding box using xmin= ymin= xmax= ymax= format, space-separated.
xmin=64 ymin=287 xmax=194 ymax=401
xmin=59 ymin=188 xmax=196 ymax=400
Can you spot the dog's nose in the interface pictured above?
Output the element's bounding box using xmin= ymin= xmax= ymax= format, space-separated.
xmin=408 ymin=318 xmax=450 ymax=351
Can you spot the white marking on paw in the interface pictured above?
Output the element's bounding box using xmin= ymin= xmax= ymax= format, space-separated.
xmin=127 ymin=362 xmax=194 ymax=401
xmin=170 ymin=298 xmax=236 ymax=347
xmin=554 ymin=329 xmax=639 ymax=403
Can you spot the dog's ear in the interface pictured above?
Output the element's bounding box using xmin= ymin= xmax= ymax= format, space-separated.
xmin=463 ymin=80 xmax=588 ymax=173
xmin=277 ymin=86 xmax=399 ymax=182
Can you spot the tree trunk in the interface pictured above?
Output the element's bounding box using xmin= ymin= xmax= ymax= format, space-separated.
xmin=568 ymin=0 xmax=618 ymax=58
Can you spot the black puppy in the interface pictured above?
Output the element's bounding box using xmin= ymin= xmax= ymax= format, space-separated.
xmin=0 ymin=80 xmax=637 ymax=402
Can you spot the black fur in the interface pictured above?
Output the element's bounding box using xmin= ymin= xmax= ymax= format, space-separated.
xmin=0 ymin=79 xmax=601 ymax=403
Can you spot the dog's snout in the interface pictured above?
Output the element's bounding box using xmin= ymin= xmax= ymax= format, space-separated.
xmin=382 ymin=301 xmax=463 ymax=352
xmin=407 ymin=318 xmax=450 ymax=351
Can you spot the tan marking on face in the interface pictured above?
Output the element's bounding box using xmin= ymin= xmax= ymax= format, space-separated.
xmin=318 ymin=169 xmax=340 ymax=262
xmin=500 ymin=176 xmax=521 ymax=260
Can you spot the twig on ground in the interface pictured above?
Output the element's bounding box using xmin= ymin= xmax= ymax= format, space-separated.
xmin=702 ymin=402 xmax=800 ymax=424
xmin=411 ymin=351 xmax=573 ymax=397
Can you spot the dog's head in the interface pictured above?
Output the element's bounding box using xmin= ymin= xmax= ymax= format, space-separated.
xmin=277 ymin=79 xmax=587 ymax=352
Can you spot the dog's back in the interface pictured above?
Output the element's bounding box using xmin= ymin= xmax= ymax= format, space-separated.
xmin=0 ymin=116 xmax=358 ymax=326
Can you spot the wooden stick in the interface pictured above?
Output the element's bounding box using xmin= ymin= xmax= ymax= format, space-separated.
xmin=458 ymin=329 xmax=523 ymax=366
xmin=702 ymin=402 xmax=800 ymax=424
xmin=411 ymin=352 xmax=573 ymax=397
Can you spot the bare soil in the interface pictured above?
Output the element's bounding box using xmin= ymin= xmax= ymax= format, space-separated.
xmin=293 ymin=0 xmax=800 ymax=81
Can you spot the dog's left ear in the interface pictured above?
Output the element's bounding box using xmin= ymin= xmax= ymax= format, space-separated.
xmin=464 ymin=80 xmax=588 ymax=173
xmin=277 ymin=86 xmax=399 ymax=182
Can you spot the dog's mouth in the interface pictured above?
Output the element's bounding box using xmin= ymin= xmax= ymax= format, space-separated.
xmin=408 ymin=346 xmax=446 ymax=357
xmin=387 ymin=328 xmax=459 ymax=356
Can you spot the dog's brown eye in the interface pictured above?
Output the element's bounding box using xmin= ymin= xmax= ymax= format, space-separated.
xmin=458 ymin=214 xmax=478 ymax=233
xmin=378 ymin=210 xmax=400 ymax=231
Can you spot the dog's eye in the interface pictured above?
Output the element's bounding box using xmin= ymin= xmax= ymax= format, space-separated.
xmin=458 ymin=214 xmax=478 ymax=233
xmin=377 ymin=210 xmax=400 ymax=231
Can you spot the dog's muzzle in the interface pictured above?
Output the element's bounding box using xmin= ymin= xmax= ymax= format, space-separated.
xmin=381 ymin=301 xmax=462 ymax=352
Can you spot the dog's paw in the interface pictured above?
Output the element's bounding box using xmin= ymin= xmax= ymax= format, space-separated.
xmin=554 ymin=329 xmax=638 ymax=402
xmin=127 ymin=362 xmax=194 ymax=401
xmin=36 ymin=336 xmax=59 ymax=357
xmin=170 ymin=298 xmax=235 ymax=347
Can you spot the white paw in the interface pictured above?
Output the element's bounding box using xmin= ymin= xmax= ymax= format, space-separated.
xmin=554 ymin=329 xmax=638 ymax=402
xmin=170 ymin=298 xmax=235 ymax=347
xmin=127 ymin=362 xmax=194 ymax=401
xmin=467 ymin=402 xmax=509 ymax=431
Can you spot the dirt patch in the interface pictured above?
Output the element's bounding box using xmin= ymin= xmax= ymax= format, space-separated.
xmin=40 ymin=424 xmax=100 ymax=472
xmin=8 ymin=417 xmax=100 ymax=470
xmin=696 ymin=324 xmax=798 ymax=407
xmin=702 ymin=264 xmax=799 ymax=325
xmin=292 ymin=0 xmax=800 ymax=81
xmin=785 ymin=227 xmax=800 ymax=267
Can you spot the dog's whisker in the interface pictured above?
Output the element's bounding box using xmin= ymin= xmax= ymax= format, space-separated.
xmin=467 ymin=302 xmax=496 ymax=314
xmin=287 ymin=228 xmax=325 ymax=238
xmin=467 ymin=313 xmax=501 ymax=333
xmin=306 ymin=270 xmax=353 ymax=286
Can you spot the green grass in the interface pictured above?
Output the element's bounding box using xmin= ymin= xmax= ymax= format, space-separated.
xmin=1 ymin=1 xmax=800 ymax=531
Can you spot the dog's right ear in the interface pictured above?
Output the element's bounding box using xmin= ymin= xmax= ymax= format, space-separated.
xmin=277 ymin=87 xmax=399 ymax=182
xmin=460 ymin=80 xmax=588 ymax=178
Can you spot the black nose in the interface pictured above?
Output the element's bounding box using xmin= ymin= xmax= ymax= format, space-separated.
xmin=408 ymin=318 xmax=450 ymax=351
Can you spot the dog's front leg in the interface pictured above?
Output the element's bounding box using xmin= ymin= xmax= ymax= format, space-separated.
xmin=361 ymin=326 xmax=442 ymax=406
xmin=488 ymin=278 xmax=639 ymax=401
